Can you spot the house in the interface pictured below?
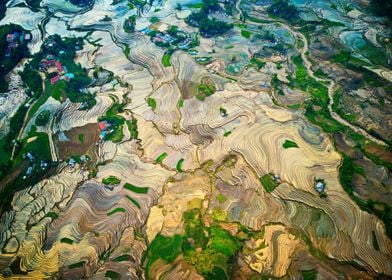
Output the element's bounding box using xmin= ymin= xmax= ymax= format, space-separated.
xmin=24 ymin=33 xmax=31 ymax=40
xmin=55 ymin=61 xmax=64 ymax=73
xmin=98 ymin=121 xmax=108 ymax=131
xmin=50 ymin=75 xmax=61 ymax=85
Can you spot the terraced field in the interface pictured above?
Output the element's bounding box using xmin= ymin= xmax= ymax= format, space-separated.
xmin=0 ymin=0 xmax=391 ymax=279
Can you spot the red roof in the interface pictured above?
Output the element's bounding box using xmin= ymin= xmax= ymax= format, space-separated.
xmin=98 ymin=122 xmax=107 ymax=131
xmin=55 ymin=61 xmax=64 ymax=73
xmin=50 ymin=75 xmax=61 ymax=85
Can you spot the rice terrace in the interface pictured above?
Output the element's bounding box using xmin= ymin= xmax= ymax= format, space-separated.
xmin=0 ymin=0 xmax=391 ymax=279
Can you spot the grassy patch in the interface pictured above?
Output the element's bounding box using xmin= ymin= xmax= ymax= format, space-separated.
xmin=78 ymin=133 xmax=84 ymax=143
xmin=147 ymin=97 xmax=157 ymax=110
xmin=178 ymin=99 xmax=184 ymax=108
xmin=126 ymin=119 xmax=138 ymax=140
xmin=60 ymin=237 xmax=74 ymax=244
xmin=240 ymin=30 xmax=252 ymax=39
xmin=223 ymin=131 xmax=232 ymax=137
xmin=156 ymin=152 xmax=168 ymax=163
xmin=107 ymin=207 xmax=126 ymax=216
xmin=35 ymin=110 xmax=50 ymax=126
xmin=102 ymin=176 xmax=121 ymax=185
xmin=216 ymin=194 xmax=227 ymax=204
xmin=176 ymin=158 xmax=184 ymax=172
xmin=283 ymin=139 xmax=298 ymax=149
xmin=45 ymin=212 xmax=58 ymax=219
xmin=69 ymin=261 xmax=85 ymax=269
xmin=259 ymin=173 xmax=278 ymax=192
xmin=124 ymin=182 xmax=149 ymax=194
xmin=162 ymin=53 xmax=172 ymax=67
xmin=105 ymin=270 xmax=120 ymax=280
xmin=196 ymin=82 xmax=216 ymax=101
xmin=144 ymin=234 xmax=183 ymax=279
xmin=112 ymin=254 xmax=132 ymax=262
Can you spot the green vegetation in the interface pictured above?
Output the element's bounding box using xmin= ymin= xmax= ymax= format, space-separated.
xmin=126 ymin=195 xmax=141 ymax=208
xmin=196 ymin=82 xmax=216 ymax=101
xmin=291 ymin=56 xmax=343 ymax=133
xmin=147 ymin=97 xmax=157 ymax=110
xmin=223 ymin=131 xmax=232 ymax=137
xmin=0 ymin=24 xmax=30 ymax=92
xmin=99 ymin=114 xmax=125 ymax=143
xmin=216 ymin=194 xmax=227 ymax=204
xmin=102 ymin=176 xmax=121 ymax=185
xmin=156 ymin=152 xmax=168 ymax=163
xmin=339 ymin=153 xmax=392 ymax=238
xmin=259 ymin=173 xmax=278 ymax=192
xmin=45 ymin=211 xmax=59 ymax=219
xmin=107 ymin=207 xmax=126 ymax=216
xmin=149 ymin=16 xmax=159 ymax=23
xmin=182 ymin=209 xmax=241 ymax=279
xmin=177 ymin=99 xmax=184 ymax=108
xmin=162 ymin=53 xmax=172 ymax=67
xmin=123 ymin=15 xmax=136 ymax=33
xmin=60 ymin=237 xmax=74 ymax=244
xmin=185 ymin=0 xmax=233 ymax=37
xmin=240 ymin=30 xmax=252 ymax=39
xmin=144 ymin=208 xmax=242 ymax=279
xmin=267 ymin=0 xmax=300 ymax=24
xmin=68 ymin=261 xmax=85 ymax=269
xmin=20 ymin=68 xmax=43 ymax=96
xmin=124 ymin=182 xmax=149 ymax=194
xmin=369 ymin=0 xmax=392 ymax=21
xmin=176 ymin=158 xmax=184 ymax=172
xmin=283 ymin=139 xmax=298 ymax=149
xmin=126 ymin=119 xmax=138 ymax=140
xmin=78 ymin=133 xmax=84 ymax=143
xmin=144 ymin=234 xmax=183 ymax=279
xmin=112 ymin=254 xmax=132 ymax=262
xmin=301 ymin=269 xmax=318 ymax=280
xmin=249 ymin=57 xmax=266 ymax=70
xmin=35 ymin=110 xmax=50 ymax=126
xmin=105 ymin=270 xmax=121 ymax=280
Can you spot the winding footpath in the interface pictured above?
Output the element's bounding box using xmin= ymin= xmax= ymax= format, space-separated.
xmin=294 ymin=29 xmax=387 ymax=146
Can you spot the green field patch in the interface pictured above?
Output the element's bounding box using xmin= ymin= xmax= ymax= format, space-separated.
xmin=156 ymin=152 xmax=168 ymax=163
xmin=283 ymin=139 xmax=298 ymax=149
xmin=216 ymin=194 xmax=227 ymax=204
xmin=178 ymin=99 xmax=184 ymax=108
xmin=124 ymin=183 xmax=149 ymax=194
xmin=112 ymin=254 xmax=132 ymax=262
xmin=240 ymin=30 xmax=252 ymax=39
xmin=176 ymin=158 xmax=184 ymax=172
xmin=126 ymin=195 xmax=141 ymax=208
xmin=78 ymin=133 xmax=84 ymax=143
xmin=35 ymin=110 xmax=50 ymax=127
xmin=60 ymin=237 xmax=74 ymax=244
xmin=102 ymin=176 xmax=121 ymax=185
xmin=147 ymin=97 xmax=157 ymax=110
xmin=45 ymin=211 xmax=58 ymax=219
xmin=162 ymin=53 xmax=172 ymax=67
xmin=223 ymin=131 xmax=232 ymax=137
xmin=105 ymin=270 xmax=121 ymax=280
xmin=145 ymin=234 xmax=183 ymax=279
xmin=107 ymin=207 xmax=126 ymax=216
xmin=126 ymin=119 xmax=138 ymax=140
xmin=259 ymin=173 xmax=278 ymax=192
xmin=69 ymin=261 xmax=85 ymax=269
